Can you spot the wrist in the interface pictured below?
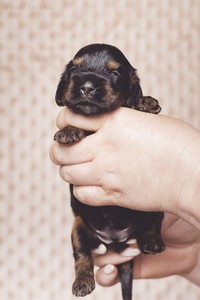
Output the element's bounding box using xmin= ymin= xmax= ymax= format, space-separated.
xmin=167 ymin=126 xmax=200 ymax=229
xmin=179 ymin=165 xmax=200 ymax=229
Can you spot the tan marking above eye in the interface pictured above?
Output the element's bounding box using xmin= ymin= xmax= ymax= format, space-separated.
xmin=107 ymin=60 xmax=120 ymax=70
xmin=73 ymin=57 xmax=84 ymax=66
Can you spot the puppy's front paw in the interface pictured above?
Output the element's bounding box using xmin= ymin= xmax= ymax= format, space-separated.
xmin=134 ymin=96 xmax=161 ymax=114
xmin=54 ymin=125 xmax=86 ymax=145
xmin=138 ymin=233 xmax=165 ymax=255
xmin=72 ymin=274 xmax=95 ymax=297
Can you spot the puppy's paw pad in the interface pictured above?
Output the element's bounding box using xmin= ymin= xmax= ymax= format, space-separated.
xmin=54 ymin=126 xmax=85 ymax=144
xmin=72 ymin=276 xmax=95 ymax=297
xmin=139 ymin=235 xmax=165 ymax=254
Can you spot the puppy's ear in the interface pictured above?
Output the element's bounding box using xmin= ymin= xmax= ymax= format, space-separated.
xmin=55 ymin=61 xmax=73 ymax=106
xmin=125 ymin=66 xmax=143 ymax=107
xmin=55 ymin=73 xmax=66 ymax=106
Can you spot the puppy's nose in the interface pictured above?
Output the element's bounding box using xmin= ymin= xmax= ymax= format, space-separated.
xmin=80 ymin=82 xmax=95 ymax=95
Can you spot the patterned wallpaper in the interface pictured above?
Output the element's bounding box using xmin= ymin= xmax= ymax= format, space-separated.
xmin=0 ymin=1 xmax=200 ymax=300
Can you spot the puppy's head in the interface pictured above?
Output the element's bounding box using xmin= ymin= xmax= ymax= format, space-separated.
xmin=55 ymin=43 xmax=142 ymax=115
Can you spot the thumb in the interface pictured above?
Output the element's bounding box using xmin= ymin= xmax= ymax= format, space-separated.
xmin=73 ymin=185 xmax=115 ymax=206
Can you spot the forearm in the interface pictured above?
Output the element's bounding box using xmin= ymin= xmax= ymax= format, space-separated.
xmin=176 ymin=142 xmax=200 ymax=229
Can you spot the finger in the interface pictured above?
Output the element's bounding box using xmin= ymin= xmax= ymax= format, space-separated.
xmin=134 ymin=246 xmax=193 ymax=279
xmin=94 ymin=246 xmax=140 ymax=288
xmin=94 ymin=248 xmax=140 ymax=267
xmin=73 ymin=185 xmax=114 ymax=206
xmin=95 ymin=265 xmax=119 ymax=287
xmin=95 ymin=247 xmax=177 ymax=287
xmin=56 ymin=107 xmax=114 ymax=131
xmin=59 ymin=163 xmax=99 ymax=185
xmin=96 ymin=245 xmax=194 ymax=287
xmin=92 ymin=242 xmax=138 ymax=258
xmin=49 ymin=142 xmax=60 ymax=165
xmin=49 ymin=137 xmax=94 ymax=165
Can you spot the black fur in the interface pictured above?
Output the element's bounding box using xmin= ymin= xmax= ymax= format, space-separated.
xmin=54 ymin=43 xmax=165 ymax=300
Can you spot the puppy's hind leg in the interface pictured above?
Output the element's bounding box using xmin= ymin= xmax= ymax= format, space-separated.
xmin=71 ymin=216 xmax=96 ymax=297
xmin=117 ymin=259 xmax=134 ymax=300
xmin=137 ymin=212 xmax=165 ymax=255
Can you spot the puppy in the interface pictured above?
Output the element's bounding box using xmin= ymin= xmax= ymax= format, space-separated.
xmin=54 ymin=44 xmax=165 ymax=300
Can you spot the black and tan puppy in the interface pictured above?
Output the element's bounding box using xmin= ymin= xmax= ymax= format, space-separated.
xmin=54 ymin=43 xmax=165 ymax=300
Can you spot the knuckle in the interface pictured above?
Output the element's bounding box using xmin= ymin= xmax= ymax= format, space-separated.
xmin=52 ymin=143 xmax=67 ymax=165
xmin=59 ymin=166 xmax=70 ymax=182
xmin=73 ymin=186 xmax=86 ymax=202
xmin=56 ymin=108 xmax=67 ymax=129
xmin=49 ymin=142 xmax=61 ymax=164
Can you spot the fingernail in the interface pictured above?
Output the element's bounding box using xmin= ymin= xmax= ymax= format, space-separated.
xmin=92 ymin=244 xmax=107 ymax=255
xmin=104 ymin=264 xmax=115 ymax=275
xmin=126 ymin=239 xmax=137 ymax=245
xmin=121 ymin=247 xmax=141 ymax=257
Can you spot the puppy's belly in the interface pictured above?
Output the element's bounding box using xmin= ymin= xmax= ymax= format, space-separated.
xmin=92 ymin=227 xmax=133 ymax=244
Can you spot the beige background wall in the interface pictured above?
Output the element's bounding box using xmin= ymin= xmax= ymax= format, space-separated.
xmin=0 ymin=0 xmax=200 ymax=299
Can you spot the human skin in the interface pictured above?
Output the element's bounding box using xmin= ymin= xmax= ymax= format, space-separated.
xmin=49 ymin=107 xmax=200 ymax=286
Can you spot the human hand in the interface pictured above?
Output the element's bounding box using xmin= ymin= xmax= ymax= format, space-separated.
xmin=93 ymin=213 xmax=200 ymax=287
xmin=50 ymin=107 xmax=200 ymax=228
xmin=50 ymin=107 xmax=200 ymax=286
